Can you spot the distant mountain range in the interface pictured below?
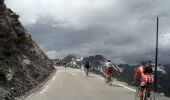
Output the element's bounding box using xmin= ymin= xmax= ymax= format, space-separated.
xmin=55 ymin=54 xmax=170 ymax=97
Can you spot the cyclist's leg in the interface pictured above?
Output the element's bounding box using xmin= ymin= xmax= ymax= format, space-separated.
xmin=84 ymin=68 xmax=87 ymax=76
xmin=87 ymin=68 xmax=89 ymax=76
xmin=147 ymin=83 xmax=151 ymax=97
xmin=105 ymin=68 xmax=109 ymax=83
xmin=107 ymin=72 xmax=111 ymax=82
xmin=140 ymin=82 xmax=146 ymax=100
xmin=109 ymin=73 xmax=112 ymax=85
xmin=139 ymin=87 xmax=144 ymax=100
xmin=105 ymin=74 xmax=109 ymax=83
xmin=85 ymin=68 xmax=89 ymax=76
xmin=109 ymin=68 xmax=113 ymax=81
xmin=108 ymin=73 xmax=111 ymax=81
xmin=106 ymin=73 xmax=111 ymax=84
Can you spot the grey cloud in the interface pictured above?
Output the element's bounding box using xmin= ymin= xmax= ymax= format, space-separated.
xmin=5 ymin=0 xmax=170 ymax=64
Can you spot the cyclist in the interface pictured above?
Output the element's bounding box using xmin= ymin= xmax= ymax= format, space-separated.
xmin=104 ymin=60 xmax=114 ymax=84
xmin=63 ymin=60 xmax=67 ymax=68
xmin=84 ymin=61 xmax=91 ymax=77
xmin=133 ymin=63 xmax=154 ymax=100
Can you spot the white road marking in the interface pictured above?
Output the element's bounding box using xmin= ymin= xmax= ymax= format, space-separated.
xmin=52 ymin=76 xmax=56 ymax=81
xmin=70 ymin=68 xmax=136 ymax=93
xmin=118 ymin=84 xmax=136 ymax=92
xmin=96 ymin=75 xmax=136 ymax=92
xmin=39 ymin=69 xmax=60 ymax=94
xmin=97 ymin=76 xmax=105 ymax=80
xmin=39 ymin=85 xmax=49 ymax=94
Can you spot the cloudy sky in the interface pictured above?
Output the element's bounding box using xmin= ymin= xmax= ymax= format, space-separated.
xmin=5 ymin=0 xmax=170 ymax=64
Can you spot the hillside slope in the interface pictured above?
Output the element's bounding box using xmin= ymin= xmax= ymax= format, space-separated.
xmin=0 ymin=2 xmax=54 ymax=100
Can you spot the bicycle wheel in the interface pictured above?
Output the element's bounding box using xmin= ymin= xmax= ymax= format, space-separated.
xmin=143 ymin=89 xmax=148 ymax=100
xmin=144 ymin=90 xmax=154 ymax=100
xmin=108 ymin=77 xmax=113 ymax=86
xmin=85 ymin=71 xmax=88 ymax=76
xmin=135 ymin=87 xmax=140 ymax=100
xmin=87 ymin=71 xmax=89 ymax=76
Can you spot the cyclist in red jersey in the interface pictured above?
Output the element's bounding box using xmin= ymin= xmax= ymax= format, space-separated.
xmin=133 ymin=64 xmax=154 ymax=100
xmin=104 ymin=60 xmax=115 ymax=84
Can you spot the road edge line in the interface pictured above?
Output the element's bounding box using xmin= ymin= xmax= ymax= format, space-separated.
xmin=96 ymin=75 xmax=136 ymax=92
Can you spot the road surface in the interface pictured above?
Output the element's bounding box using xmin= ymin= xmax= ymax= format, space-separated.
xmin=25 ymin=67 xmax=168 ymax=100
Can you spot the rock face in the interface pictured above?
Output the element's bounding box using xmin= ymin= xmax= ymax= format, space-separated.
xmin=0 ymin=0 xmax=4 ymax=5
xmin=0 ymin=2 xmax=54 ymax=100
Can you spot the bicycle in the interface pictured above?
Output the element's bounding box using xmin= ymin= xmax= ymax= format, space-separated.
xmin=84 ymin=68 xmax=89 ymax=77
xmin=135 ymin=82 xmax=153 ymax=100
xmin=105 ymin=73 xmax=113 ymax=86
xmin=102 ymin=67 xmax=113 ymax=86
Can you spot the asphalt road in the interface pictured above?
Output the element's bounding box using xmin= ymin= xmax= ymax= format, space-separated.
xmin=25 ymin=67 xmax=169 ymax=100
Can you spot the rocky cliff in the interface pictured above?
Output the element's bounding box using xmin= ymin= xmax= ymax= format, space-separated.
xmin=0 ymin=2 xmax=54 ymax=100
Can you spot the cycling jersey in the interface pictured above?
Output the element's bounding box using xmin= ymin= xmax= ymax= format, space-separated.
xmin=136 ymin=66 xmax=154 ymax=83
xmin=105 ymin=61 xmax=113 ymax=74
xmin=105 ymin=67 xmax=113 ymax=74
xmin=85 ymin=64 xmax=91 ymax=69
xmin=84 ymin=61 xmax=91 ymax=69
xmin=106 ymin=62 xmax=113 ymax=68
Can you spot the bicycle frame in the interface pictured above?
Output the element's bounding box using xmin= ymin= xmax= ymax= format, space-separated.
xmin=135 ymin=83 xmax=153 ymax=100
xmin=102 ymin=67 xmax=113 ymax=86
xmin=84 ymin=68 xmax=89 ymax=76
xmin=105 ymin=73 xmax=113 ymax=85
